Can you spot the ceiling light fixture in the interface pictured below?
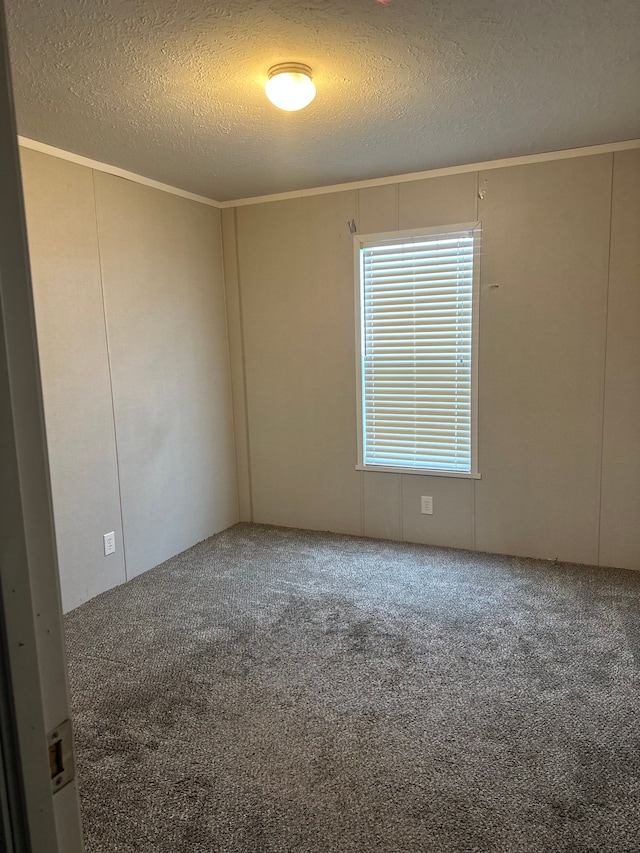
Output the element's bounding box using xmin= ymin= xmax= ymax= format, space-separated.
xmin=265 ymin=63 xmax=316 ymax=112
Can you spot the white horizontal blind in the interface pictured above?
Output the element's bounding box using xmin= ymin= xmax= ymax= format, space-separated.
xmin=360 ymin=227 xmax=476 ymax=472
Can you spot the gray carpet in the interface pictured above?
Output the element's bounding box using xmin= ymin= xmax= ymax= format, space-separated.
xmin=65 ymin=523 xmax=640 ymax=853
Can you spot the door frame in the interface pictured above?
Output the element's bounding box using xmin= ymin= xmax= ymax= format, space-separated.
xmin=0 ymin=2 xmax=84 ymax=850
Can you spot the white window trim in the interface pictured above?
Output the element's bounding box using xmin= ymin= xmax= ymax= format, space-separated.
xmin=354 ymin=222 xmax=481 ymax=479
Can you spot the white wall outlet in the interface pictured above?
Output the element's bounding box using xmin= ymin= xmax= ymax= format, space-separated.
xmin=103 ymin=532 xmax=116 ymax=556
xmin=421 ymin=496 xmax=433 ymax=515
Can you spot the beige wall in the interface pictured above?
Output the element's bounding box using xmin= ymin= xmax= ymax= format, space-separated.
xmin=232 ymin=191 xmax=362 ymax=534
xmin=599 ymin=150 xmax=640 ymax=570
xmin=19 ymin=143 xmax=640 ymax=612
xmin=227 ymin=150 xmax=640 ymax=571
xmin=21 ymin=148 xmax=238 ymax=611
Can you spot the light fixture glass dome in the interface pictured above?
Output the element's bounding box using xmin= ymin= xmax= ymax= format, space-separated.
xmin=265 ymin=63 xmax=316 ymax=112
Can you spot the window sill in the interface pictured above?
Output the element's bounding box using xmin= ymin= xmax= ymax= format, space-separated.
xmin=355 ymin=464 xmax=481 ymax=480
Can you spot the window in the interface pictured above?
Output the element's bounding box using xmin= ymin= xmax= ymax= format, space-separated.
xmin=355 ymin=222 xmax=480 ymax=477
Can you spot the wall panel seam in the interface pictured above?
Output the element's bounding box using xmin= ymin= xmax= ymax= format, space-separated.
xmin=394 ymin=184 xmax=399 ymax=231
xmin=473 ymin=170 xmax=479 ymax=551
xmin=355 ymin=190 xmax=365 ymax=537
xmin=91 ymin=169 xmax=128 ymax=578
xmin=471 ymin=480 xmax=476 ymax=551
xmin=475 ymin=171 xmax=479 ymax=220
xmin=596 ymin=154 xmax=616 ymax=567
xmin=218 ymin=211 xmax=241 ymax=523
xmin=233 ymin=208 xmax=254 ymax=522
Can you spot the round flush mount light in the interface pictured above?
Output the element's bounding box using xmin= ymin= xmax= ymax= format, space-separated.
xmin=265 ymin=63 xmax=316 ymax=112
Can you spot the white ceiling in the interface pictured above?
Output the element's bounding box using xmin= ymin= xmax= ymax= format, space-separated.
xmin=6 ymin=0 xmax=640 ymax=202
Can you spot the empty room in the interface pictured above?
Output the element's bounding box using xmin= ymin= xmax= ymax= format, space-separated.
xmin=1 ymin=0 xmax=639 ymax=850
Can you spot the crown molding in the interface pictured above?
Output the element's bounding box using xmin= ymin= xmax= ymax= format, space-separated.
xmin=17 ymin=136 xmax=221 ymax=208
xmin=221 ymin=138 xmax=640 ymax=208
xmin=17 ymin=135 xmax=640 ymax=210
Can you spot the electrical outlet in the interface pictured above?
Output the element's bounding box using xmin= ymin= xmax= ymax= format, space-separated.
xmin=421 ymin=496 xmax=433 ymax=515
xmin=103 ymin=532 xmax=116 ymax=556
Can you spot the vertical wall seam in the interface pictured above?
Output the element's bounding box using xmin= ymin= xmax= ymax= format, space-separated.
xmin=471 ymin=480 xmax=476 ymax=551
xmin=219 ymin=210 xmax=242 ymax=523
xmin=596 ymin=153 xmax=615 ymax=567
xmin=473 ymin=170 xmax=480 ymax=551
xmin=233 ymin=206 xmax=255 ymax=522
xmin=396 ymin=185 xmax=401 ymax=540
xmin=91 ymin=170 xmax=128 ymax=579
xmin=395 ymin=183 xmax=400 ymax=230
xmin=355 ymin=190 xmax=365 ymax=536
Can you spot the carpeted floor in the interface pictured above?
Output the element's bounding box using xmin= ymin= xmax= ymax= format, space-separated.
xmin=65 ymin=523 xmax=640 ymax=853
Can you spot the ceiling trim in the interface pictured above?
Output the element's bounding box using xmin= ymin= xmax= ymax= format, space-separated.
xmin=222 ymin=138 xmax=640 ymax=208
xmin=17 ymin=136 xmax=222 ymax=208
xmin=17 ymin=135 xmax=640 ymax=209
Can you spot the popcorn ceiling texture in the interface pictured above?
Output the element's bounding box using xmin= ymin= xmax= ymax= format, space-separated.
xmin=6 ymin=0 xmax=640 ymax=200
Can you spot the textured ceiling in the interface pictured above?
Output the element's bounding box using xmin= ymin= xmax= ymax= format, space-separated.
xmin=6 ymin=0 xmax=640 ymax=202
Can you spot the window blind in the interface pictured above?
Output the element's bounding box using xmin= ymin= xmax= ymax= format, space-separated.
xmin=360 ymin=228 xmax=476 ymax=472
